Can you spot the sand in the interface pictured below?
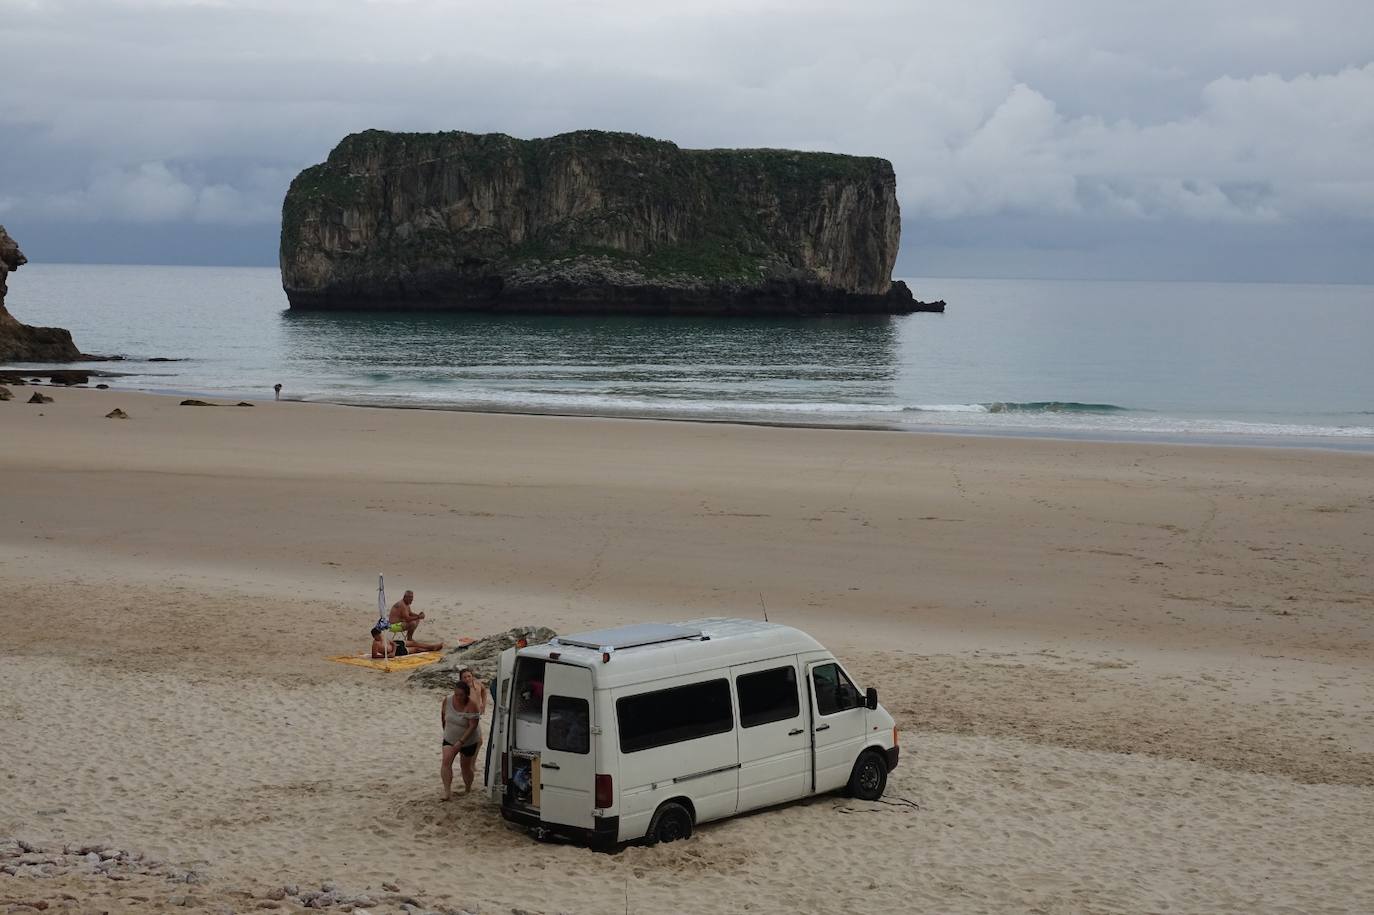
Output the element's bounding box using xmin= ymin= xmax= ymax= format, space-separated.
xmin=1 ymin=387 xmax=1371 ymax=914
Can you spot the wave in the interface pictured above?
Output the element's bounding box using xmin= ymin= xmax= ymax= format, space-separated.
xmin=907 ymin=401 xmax=1131 ymax=414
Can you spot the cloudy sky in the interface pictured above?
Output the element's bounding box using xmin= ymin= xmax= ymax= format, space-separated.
xmin=2 ymin=0 xmax=1372 ymax=281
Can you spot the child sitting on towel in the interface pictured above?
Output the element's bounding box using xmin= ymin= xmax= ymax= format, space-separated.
xmin=371 ymin=625 xmax=444 ymax=658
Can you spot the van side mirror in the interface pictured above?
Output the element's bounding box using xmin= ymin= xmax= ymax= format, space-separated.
xmin=865 ymin=687 xmax=878 ymax=710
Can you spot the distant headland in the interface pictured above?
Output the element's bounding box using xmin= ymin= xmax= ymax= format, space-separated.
xmin=0 ymin=224 xmax=83 ymax=362
xmin=279 ymin=129 xmax=944 ymax=316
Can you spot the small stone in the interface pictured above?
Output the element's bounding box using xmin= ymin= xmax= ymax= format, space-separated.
xmin=351 ymin=897 xmax=376 ymax=908
xmin=381 ymin=883 xmax=399 ymax=893
xmin=0 ymin=386 xmax=11 ymax=401
xmin=27 ymin=392 xmax=54 ymax=404
xmin=105 ymin=408 xmax=129 ymax=419
xmin=179 ymin=399 xmax=214 ymax=406
xmin=266 ymin=889 xmax=286 ymax=901
xmin=168 ymin=895 xmax=189 ymax=907
xmin=98 ymin=849 xmax=119 ymax=861
xmin=321 ymin=882 xmax=337 ymax=892
xmin=185 ymin=870 xmax=208 ymax=884
xmin=235 ymin=401 xmax=254 ymax=407
xmin=83 ymin=852 xmax=100 ymax=865
xmin=285 ymin=884 xmax=300 ymax=896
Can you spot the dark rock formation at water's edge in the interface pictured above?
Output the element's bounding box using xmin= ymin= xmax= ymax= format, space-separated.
xmin=0 ymin=225 xmax=83 ymax=362
xmin=281 ymin=130 xmax=945 ymax=316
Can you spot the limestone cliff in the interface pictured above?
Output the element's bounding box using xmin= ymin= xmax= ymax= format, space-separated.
xmin=0 ymin=225 xmax=82 ymax=362
xmin=280 ymin=130 xmax=942 ymax=315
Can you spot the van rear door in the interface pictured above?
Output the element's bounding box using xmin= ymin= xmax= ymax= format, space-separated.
xmin=484 ymin=647 xmax=518 ymax=798
xmin=731 ymin=657 xmax=807 ymax=811
xmin=540 ymin=662 xmax=595 ymax=830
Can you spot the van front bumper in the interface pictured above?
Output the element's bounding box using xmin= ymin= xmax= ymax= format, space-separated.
xmin=886 ymin=746 xmax=900 ymax=771
xmin=501 ymin=803 xmax=620 ymax=846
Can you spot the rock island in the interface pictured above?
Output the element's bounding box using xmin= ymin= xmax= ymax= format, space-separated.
xmin=280 ymin=130 xmax=943 ymax=315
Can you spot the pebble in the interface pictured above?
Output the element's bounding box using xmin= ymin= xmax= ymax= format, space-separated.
xmin=321 ymin=881 xmax=337 ymax=892
xmin=168 ymin=895 xmax=189 ymax=907
xmin=285 ymin=884 xmax=300 ymax=896
xmin=382 ymin=882 xmax=400 ymax=893
xmin=266 ymin=888 xmax=286 ymax=901
xmin=83 ymin=852 xmax=100 ymax=866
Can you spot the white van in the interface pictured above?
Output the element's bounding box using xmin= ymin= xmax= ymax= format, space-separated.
xmin=483 ymin=618 xmax=900 ymax=846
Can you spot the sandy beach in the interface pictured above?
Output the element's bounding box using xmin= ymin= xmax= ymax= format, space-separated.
xmin=2 ymin=387 xmax=1372 ymax=914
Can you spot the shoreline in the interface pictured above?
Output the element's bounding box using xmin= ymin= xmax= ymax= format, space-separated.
xmin=13 ymin=376 xmax=1374 ymax=454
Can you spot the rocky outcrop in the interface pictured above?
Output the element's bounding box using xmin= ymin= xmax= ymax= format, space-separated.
xmin=409 ymin=626 xmax=557 ymax=690
xmin=0 ymin=225 xmax=83 ymax=362
xmin=281 ymin=130 xmax=943 ymax=315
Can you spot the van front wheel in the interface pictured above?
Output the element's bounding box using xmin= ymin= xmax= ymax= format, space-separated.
xmin=847 ymin=751 xmax=888 ymax=801
xmin=646 ymin=801 xmax=694 ymax=845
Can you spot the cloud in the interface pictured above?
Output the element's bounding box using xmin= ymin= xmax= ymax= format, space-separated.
xmin=36 ymin=161 xmax=282 ymax=225
xmin=1 ymin=0 xmax=1372 ymax=277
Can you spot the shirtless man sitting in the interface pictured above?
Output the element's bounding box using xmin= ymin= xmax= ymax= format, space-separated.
xmin=371 ymin=625 xmax=443 ymax=658
xmin=389 ymin=590 xmax=427 ymax=640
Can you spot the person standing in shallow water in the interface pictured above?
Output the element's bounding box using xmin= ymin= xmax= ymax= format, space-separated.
xmin=273 ymin=383 xmax=282 ymax=400
xmin=441 ymin=681 xmax=482 ymax=800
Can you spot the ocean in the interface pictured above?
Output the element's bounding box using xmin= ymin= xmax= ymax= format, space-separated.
xmin=8 ymin=263 xmax=1374 ymax=448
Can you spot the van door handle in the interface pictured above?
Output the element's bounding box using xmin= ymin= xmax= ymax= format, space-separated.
xmin=788 ymin=728 xmax=804 ymax=736
xmin=815 ymin=724 xmax=830 ymax=732
xmin=541 ymin=762 xmax=561 ymax=770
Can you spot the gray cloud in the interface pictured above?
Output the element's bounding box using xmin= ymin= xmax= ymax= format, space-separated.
xmin=1 ymin=0 xmax=1371 ymax=279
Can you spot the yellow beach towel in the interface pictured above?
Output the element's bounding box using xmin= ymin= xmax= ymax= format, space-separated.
xmin=329 ymin=651 xmax=444 ymax=673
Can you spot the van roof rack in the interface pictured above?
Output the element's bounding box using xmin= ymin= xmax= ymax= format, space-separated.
xmin=554 ymin=623 xmax=704 ymax=652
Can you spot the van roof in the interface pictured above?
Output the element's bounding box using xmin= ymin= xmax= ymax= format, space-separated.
xmin=522 ymin=617 xmax=827 ymax=689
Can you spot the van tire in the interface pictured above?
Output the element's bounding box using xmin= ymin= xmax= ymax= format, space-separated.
xmin=847 ymin=750 xmax=888 ymax=801
xmin=646 ymin=801 xmax=694 ymax=845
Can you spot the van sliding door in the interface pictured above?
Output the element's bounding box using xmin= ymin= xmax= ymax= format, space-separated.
xmin=732 ymin=658 xmax=807 ymax=811
xmin=540 ymin=662 xmax=595 ymax=831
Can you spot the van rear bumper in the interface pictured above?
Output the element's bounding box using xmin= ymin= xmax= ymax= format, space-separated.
xmin=886 ymin=746 xmax=900 ymax=771
xmin=502 ymin=803 xmax=620 ymax=846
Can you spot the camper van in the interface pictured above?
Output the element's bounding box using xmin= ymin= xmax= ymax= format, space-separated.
xmin=484 ymin=618 xmax=899 ymax=845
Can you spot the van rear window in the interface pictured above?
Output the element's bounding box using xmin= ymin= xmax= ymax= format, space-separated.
xmin=737 ymin=665 xmax=800 ymax=728
xmin=616 ymin=679 xmax=733 ymax=753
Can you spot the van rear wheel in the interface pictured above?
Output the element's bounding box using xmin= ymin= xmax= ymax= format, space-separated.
xmin=646 ymin=801 xmax=694 ymax=845
xmin=847 ymin=751 xmax=888 ymax=801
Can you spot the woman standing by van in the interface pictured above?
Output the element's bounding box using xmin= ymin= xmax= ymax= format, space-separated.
xmin=440 ymin=681 xmax=482 ymax=799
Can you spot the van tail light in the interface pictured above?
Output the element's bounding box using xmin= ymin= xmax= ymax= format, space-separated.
xmin=594 ymin=774 xmax=613 ymax=809
xmin=501 ymin=752 xmax=509 ymax=783
xmin=893 ymin=727 xmax=900 ymax=748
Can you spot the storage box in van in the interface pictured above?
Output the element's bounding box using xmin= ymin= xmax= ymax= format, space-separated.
xmin=483 ymin=618 xmax=899 ymax=845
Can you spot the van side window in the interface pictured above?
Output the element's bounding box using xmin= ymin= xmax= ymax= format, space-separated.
xmin=616 ymin=679 xmax=733 ymax=753
xmin=737 ymin=666 xmax=800 ymax=728
xmin=547 ymin=695 xmax=590 ymax=754
xmin=812 ymin=663 xmax=861 ymax=716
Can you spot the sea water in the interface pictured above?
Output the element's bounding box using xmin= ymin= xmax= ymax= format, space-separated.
xmin=9 ymin=264 xmax=1374 ymax=448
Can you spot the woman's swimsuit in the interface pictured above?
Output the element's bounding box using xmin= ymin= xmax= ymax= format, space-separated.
xmin=443 ymin=696 xmax=481 ymax=755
